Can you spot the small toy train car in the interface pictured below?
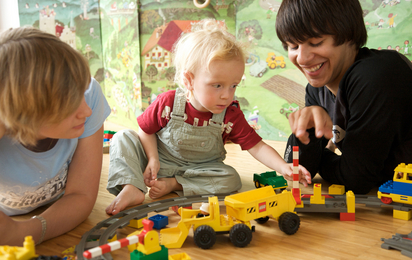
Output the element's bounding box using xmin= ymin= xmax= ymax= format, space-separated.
xmin=378 ymin=163 xmax=412 ymax=204
xmin=253 ymin=171 xmax=288 ymax=191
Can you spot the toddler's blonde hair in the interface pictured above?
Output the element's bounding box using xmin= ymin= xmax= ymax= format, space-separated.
xmin=173 ymin=19 xmax=246 ymax=89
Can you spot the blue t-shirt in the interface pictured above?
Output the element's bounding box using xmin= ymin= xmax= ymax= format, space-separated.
xmin=0 ymin=78 xmax=111 ymax=216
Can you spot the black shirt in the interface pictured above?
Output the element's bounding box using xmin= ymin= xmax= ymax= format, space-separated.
xmin=294 ymin=47 xmax=412 ymax=193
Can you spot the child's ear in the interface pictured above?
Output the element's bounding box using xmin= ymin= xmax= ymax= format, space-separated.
xmin=183 ymin=71 xmax=194 ymax=91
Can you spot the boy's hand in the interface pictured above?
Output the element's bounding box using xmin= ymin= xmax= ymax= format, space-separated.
xmin=288 ymin=106 xmax=333 ymax=144
xmin=143 ymin=159 xmax=160 ymax=187
xmin=280 ymin=163 xmax=312 ymax=187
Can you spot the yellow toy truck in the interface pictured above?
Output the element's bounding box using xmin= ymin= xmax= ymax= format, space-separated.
xmin=160 ymin=186 xmax=299 ymax=249
xmin=266 ymin=52 xmax=286 ymax=69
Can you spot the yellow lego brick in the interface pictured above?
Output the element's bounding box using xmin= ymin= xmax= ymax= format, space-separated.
xmin=136 ymin=230 xmax=161 ymax=255
xmin=393 ymin=209 xmax=412 ymax=220
xmin=346 ymin=191 xmax=355 ymax=213
xmin=108 ymin=234 xmax=117 ymax=242
xmin=310 ymin=183 xmax=325 ymax=204
xmin=169 ymin=252 xmax=192 ymax=260
xmin=128 ymin=217 xmax=147 ymax=229
xmin=328 ymin=184 xmax=345 ymax=195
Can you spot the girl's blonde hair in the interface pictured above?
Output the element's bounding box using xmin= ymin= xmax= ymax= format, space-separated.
xmin=173 ymin=19 xmax=246 ymax=88
xmin=0 ymin=26 xmax=91 ymax=145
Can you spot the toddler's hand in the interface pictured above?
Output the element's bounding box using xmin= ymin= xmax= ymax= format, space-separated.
xmin=143 ymin=159 xmax=160 ymax=187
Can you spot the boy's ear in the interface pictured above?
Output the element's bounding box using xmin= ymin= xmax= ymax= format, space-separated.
xmin=183 ymin=71 xmax=194 ymax=90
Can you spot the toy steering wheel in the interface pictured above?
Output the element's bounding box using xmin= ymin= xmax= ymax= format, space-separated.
xmin=193 ymin=0 xmax=211 ymax=8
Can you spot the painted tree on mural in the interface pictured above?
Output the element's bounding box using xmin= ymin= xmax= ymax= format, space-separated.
xmin=140 ymin=9 xmax=162 ymax=33
xmin=145 ymin=65 xmax=158 ymax=82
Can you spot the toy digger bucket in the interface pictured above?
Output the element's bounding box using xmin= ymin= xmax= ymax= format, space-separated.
xmin=160 ymin=220 xmax=190 ymax=248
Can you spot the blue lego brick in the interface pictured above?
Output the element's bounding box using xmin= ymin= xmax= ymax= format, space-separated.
xmin=379 ymin=180 xmax=412 ymax=197
xmin=148 ymin=214 xmax=168 ymax=230
xmin=393 ymin=181 xmax=412 ymax=196
xmin=379 ymin=180 xmax=394 ymax=193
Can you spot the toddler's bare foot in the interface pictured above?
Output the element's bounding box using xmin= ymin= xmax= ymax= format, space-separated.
xmin=149 ymin=178 xmax=182 ymax=199
xmin=105 ymin=185 xmax=145 ymax=215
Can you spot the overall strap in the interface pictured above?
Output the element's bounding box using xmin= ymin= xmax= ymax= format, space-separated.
xmin=170 ymin=88 xmax=187 ymax=121
xmin=209 ymin=108 xmax=227 ymax=130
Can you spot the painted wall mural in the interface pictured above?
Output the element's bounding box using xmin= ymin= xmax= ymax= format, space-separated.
xmin=17 ymin=0 xmax=412 ymax=140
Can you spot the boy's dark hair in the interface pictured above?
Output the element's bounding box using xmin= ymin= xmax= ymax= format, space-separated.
xmin=276 ymin=0 xmax=367 ymax=50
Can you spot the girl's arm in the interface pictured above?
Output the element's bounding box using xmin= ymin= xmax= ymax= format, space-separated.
xmin=1 ymin=126 xmax=104 ymax=246
xmin=0 ymin=120 xmax=5 ymax=139
xmin=247 ymin=140 xmax=312 ymax=187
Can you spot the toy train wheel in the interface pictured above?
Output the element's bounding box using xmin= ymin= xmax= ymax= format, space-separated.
xmin=380 ymin=197 xmax=393 ymax=204
xmin=229 ymin=223 xmax=253 ymax=247
xmin=254 ymin=180 xmax=261 ymax=188
xmin=194 ymin=225 xmax=216 ymax=249
xmin=278 ymin=212 xmax=300 ymax=235
xmin=255 ymin=216 xmax=269 ymax=224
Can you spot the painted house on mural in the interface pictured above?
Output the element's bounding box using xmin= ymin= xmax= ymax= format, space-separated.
xmin=141 ymin=20 xmax=227 ymax=71
xmin=141 ymin=20 xmax=193 ymax=71
xmin=38 ymin=6 xmax=76 ymax=48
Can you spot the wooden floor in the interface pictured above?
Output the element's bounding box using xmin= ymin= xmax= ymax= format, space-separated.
xmin=13 ymin=123 xmax=412 ymax=260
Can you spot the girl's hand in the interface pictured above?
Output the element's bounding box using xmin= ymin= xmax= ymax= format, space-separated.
xmin=279 ymin=163 xmax=312 ymax=187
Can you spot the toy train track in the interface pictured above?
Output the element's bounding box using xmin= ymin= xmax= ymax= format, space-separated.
xmin=294 ymin=193 xmax=412 ymax=213
xmin=75 ymin=193 xmax=229 ymax=260
xmin=381 ymin=231 xmax=412 ymax=258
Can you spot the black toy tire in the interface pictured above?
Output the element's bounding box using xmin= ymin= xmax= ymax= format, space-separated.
xmin=229 ymin=223 xmax=253 ymax=247
xmin=255 ymin=216 xmax=269 ymax=224
xmin=278 ymin=212 xmax=300 ymax=235
xmin=194 ymin=225 xmax=216 ymax=249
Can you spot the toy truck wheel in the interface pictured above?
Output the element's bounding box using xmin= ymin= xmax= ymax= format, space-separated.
xmin=278 ymin=212 xmax=300 ymax=235
xmin=254 ymin=180 xmax=261 ymax=188
xmin=194 ymin=225 xmax=216 ymax=249
xmin=229 ymin=224 xmax=253 ymax=248
xmin=255 ymin=216 xmax=269 ymax=224
xmin=285 ymin=112 xmax=291 ymax=119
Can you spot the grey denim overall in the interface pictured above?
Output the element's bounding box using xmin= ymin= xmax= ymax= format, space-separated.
xmin=107 ymin=88 xmax=241 ymax=196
